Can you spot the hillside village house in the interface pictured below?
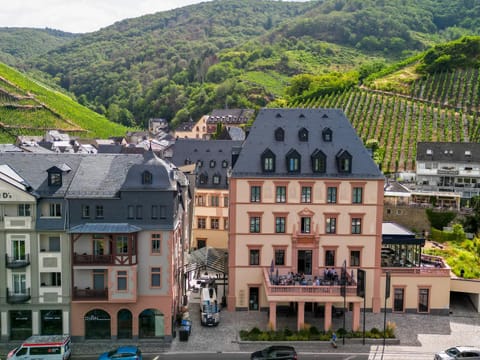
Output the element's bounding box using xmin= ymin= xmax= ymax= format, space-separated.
xmin=416 ymin=142 xmax=480 ymax=200
xmin=170 ymin=139 xmax=242 ymax=250
xmin=0 ymin=151 xmax=189 ymax=341
xmin=227 ymin=108 xmax=452 ymax=333
xmin=174 ymin=109 xmax=253 ymax=140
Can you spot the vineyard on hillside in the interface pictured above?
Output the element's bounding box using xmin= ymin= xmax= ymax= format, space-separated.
xmin=288 ymin=68 xmax=480 ymax=174
xmin=0 ymin=63 xmax=132 ymax=142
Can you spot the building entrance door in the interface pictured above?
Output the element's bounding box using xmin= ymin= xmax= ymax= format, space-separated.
xmin=297 ymin=250 xmax=312 ymax=275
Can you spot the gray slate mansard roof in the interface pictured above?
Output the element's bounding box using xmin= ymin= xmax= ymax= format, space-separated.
xmin=170 ymin=139 xmax=243 ymax=189
xmin=0 ymin=151 xmax=179 ymax=199
xmin=232 ymin=108 xmax=384 ymax=179
xmin=417 ymin=142 xmax=480 ymax=163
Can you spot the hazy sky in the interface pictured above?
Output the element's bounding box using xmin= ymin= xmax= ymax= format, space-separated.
xmin=1 ymin=0 xmax=308 ymax=34
xmin=1 ymin=0 xmax=216 ymax=34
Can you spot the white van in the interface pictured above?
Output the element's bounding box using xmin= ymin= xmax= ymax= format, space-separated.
xmin=7 ymin=335 xmax=72 ymax=360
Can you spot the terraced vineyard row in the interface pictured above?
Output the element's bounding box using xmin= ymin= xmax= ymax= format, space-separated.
xmin=409 ymin=68 xmax=480 ymax=115
xmin=289 ymin=88 xmax=480 ymax=174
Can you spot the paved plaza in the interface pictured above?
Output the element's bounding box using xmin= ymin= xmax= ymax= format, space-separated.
xmin=168 ymin=291 xmax=480 ymax=359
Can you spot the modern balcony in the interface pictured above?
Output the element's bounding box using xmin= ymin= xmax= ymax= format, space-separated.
xmin=6 ymin=287 xmax=31 ymax=304
xmin=72 ymin=287 xmax=108 ymax=301
xmin=5 ymin=254 xmax=30 ymax=269
xmin=73 ymin=253 xmax=114 ymax=265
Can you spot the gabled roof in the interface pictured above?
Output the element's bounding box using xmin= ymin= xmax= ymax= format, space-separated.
xmin=232 ymin=108 xmax=383 ymax=179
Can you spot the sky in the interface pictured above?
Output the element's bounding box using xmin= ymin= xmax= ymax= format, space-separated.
xmin=0 ymin=0 xmax=218 ymax=34
xmin=1 ymin=0 xmax=307 ymax=34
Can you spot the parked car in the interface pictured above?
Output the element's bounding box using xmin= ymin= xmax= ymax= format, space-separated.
xmin=251 ymin=345 xmax=297 ymax=360
xmin=434 ymin=346 xmax=480 ymax=359
xmin=98 ymin=346 xmax=142 ymax=360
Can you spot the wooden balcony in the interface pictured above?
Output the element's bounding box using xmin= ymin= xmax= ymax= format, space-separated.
xmin=72 ymin=287 xmax=108 ymax=301
xmin=7 ymin=287 xmax=31 ymax=304
xmin=73 ymin=253 xmax=114 ymax=265
xmin=5 ymin=254 xmax=30 ymax=269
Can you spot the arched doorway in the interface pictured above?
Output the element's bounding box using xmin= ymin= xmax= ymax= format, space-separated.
xmin=139 ymin=309 xmax=164 ymax=338
xmin=84 ymin=309 xmax=111 ymax=339
xmin=117 ymin=309 xmax=132 ymax=339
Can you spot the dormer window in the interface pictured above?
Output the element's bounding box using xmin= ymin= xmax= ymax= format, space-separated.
xmin=222 ymin=160 xmax=228 ymax=168
xmin=336 ymin=149 xmax=352 ymax=173
xmin=48 ymin=171 xmax=62 ymax=187
xmin=286 ymin=149 xmax=301 ymax=173
xmin=298 ymin=127 xmax=308 ymax=142
xmin=275 ymin=127 xmax=285 ymax=141
xmin=322 ymin=128 xmax=332 ymax=142
xmin=261 ymin=148 xmax=276 ymax=173
xmin=210 ymin=160 xmax=216 ymax=168
xmin=311 ymin=149 xmax=326 ymax=173
xmin=199 ymin=172 xmax=208 ymax=184
xmin=197 ymin=160 xmax=203 ymax=168
xmin=212 ymin=174 xmax=221 ymax=185
xmin=142 ymin=170 xmax=152 ymax=185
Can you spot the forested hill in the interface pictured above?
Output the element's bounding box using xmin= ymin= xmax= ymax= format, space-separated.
xmin=3 ymin=0 xmax=480 ymax=130
xmin=0 ymin=28 xmax=76 ymax=66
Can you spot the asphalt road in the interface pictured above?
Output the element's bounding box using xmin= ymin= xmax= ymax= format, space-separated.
xmin=74 ymin=353 xmax=370 ymax=360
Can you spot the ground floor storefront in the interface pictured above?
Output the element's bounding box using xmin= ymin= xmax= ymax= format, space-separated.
xmin=0 ymin=307 xmax=69 ymax=341
xmin=70 ymin=295 xmax=176 ymax=341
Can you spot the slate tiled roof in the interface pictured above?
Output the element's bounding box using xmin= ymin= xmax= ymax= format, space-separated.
xmin=170 ymin=139 xmax=243 ymax=189
xmin=0 ymin=152 xmax=178 ymax=198
xmin=417 ymin=142 xmax=480 ymax=163
xmin=232 ymin=108 xmax=383 ymax=179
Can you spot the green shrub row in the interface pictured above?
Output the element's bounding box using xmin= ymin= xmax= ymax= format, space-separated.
xmin=239 ymin=323 xmax=395 ymax=341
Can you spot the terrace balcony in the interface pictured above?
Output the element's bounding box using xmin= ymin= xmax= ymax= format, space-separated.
xmin=262 ymin=268 xmax=358 ymax=302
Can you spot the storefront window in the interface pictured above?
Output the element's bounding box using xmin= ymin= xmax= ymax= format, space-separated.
xmin=41 ymin=310 xmax=63 ymax=335
xmin=10 ymin=310 xmax=32 ymax=340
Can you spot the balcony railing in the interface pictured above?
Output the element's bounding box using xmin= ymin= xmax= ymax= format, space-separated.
xmin=262 ymin=268 xmax=357 ymax=298
xmin=72 ymin=287 xmax=108 ymax=301
xmin=5 ymin=254 xmax=30 ymax=269
xmin=73 ymin=253 xmax=114 ymax=265
xmin=7 ymin=287 xmax=31 ymax=303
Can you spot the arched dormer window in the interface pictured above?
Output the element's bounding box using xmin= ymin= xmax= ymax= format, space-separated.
xmin=286 ymin=149 xmax=301 ymax=173
xmin=322 ymin=128 xmax=332 ymax=142
xmin=261 ymin=148 xmax=276 ymax=173
xmin=199 ymin=172 xmax=208 ymax=185
xmin=311 ymin=149 xmax=326 ymax=173
xmin=222 ymin=160 xmax=228 ymax=168
xmin=298 ymin=127 xmax=308 ymax=142
xmin=274 ymin=127 xmax=285 ymax=141
xmin=210 ymin=160 xmax=216 ymax=168
xmin=142 ymin=170 xmax=153 ymax=185
xmin=336 ymin=149 xmax=352 ymax=173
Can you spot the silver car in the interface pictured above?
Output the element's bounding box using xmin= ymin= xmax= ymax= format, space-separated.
xmin=435 ymin=346 xmax=480 ymax=359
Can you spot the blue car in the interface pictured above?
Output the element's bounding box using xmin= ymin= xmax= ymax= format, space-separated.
xmin=98 ymin=346 xmax=142 ymax=360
